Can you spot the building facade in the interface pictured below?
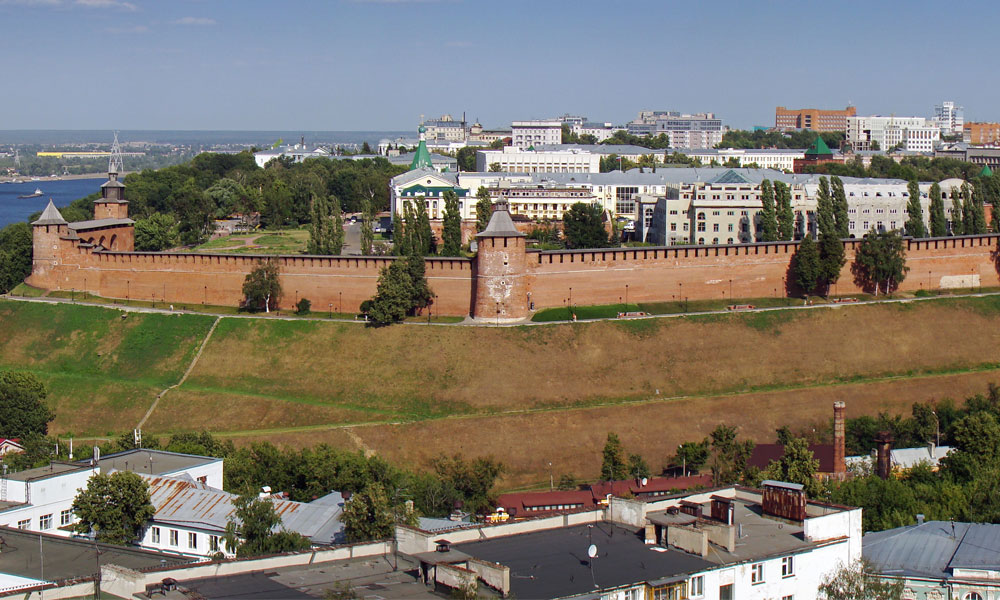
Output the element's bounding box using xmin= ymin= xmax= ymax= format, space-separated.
xmin=775 ymin=106 xmax=857 ymax=131
xmin=934 ymin=101 xmax=964 ymax=136
xmin=475 ymin=147 xmax=601 ymax=174
xmin=627 ymin=111 xmax=724 ymax=149
xmin=511 ymin=120 xmax=562 ymax=149
xmin=963 ymin=122 xmax=1000 ymax=145
xmin=847 ymin=116 xmax=941 ymax=152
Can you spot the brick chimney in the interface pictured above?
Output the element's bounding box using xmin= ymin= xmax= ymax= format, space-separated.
xmin=875 ymin=431 xmax=894 ymax=480
xmin=833 ymin=402 xmax=846 ymax=480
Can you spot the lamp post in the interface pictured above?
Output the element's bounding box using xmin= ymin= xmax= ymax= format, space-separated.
xmin=679 ymin=444 xmax=686 ymax=477
xmin=625 ymin=284 xmax=629 ymax=311
xmin=339 ymin=291 xmax=343 ymax=313
xmin=329 ymin=303 xmax=333 ymax=319
xmin=203 ymin=285 xmax=206 ymax=305
xmin=496 ymin=301 xmax=500 ymax=327
xmin=127 ymin=279 xmax=130 ymax=302
xmin=569 ymin=287 xmax=573 ymax=309
xmin=729 ymin=278 xmax=733 ymax=301
xmin=549 ymin=462 xmax=553 ymax=491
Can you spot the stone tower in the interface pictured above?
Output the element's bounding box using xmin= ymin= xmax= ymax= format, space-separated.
xmin=94 ymin=170 xmax=129 ymax=220
xmin=474 ymin=199 xmax=529 ymax=321
xmin=30 ymin=200 xmax=69 ymax=283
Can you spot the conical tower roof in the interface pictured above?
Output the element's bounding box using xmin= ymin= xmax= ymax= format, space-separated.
xmin=981 ymin=164 xmax=993 ymax=177
xmin=32 ymin=199 xmax=67 ymax=226
xmin=805 ymin=135 xmax=833 ymax=157
xmin=410 ymin=124 xmax=434 ymax=170
xmin=476 ymin=199 xmax=524 ymax=238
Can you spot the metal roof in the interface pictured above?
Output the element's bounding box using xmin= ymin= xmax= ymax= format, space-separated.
xmin=31 ymin=199 xmax=67 ymax=226
xmin=67 ymin=217 xmax=134 ymax=231
xmin=477 ymin=202 xmax=524 ymax=238
xmin=864 ymin=521 xmax=975 ymax=580
xmin=141 ymin=475 xmax=344 ymax=544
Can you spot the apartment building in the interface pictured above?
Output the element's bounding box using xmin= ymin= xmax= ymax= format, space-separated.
xmin=475 ymin=146 xmax=600 ymax=174
xmin=423 ymin=114 xmax=467 ymax=142
xmin=775 ymin=106 xmax=857 ymax=132
xmin=963 ymin=122 xmax=1000 ymax=145
xmin=846 ymin=116 xmax=941 ymax=152
xmin=681 ymin=148 xmax=806 ymax=171
xmin=627 ymin=111 xmax=724 ymax=149
xmin=934 ymin=101 xmax=964 ymax=136
xmin=511 ymin=120 xmax=562 ymax=149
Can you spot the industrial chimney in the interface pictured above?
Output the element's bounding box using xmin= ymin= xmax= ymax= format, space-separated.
xmin=875 ymin=431 xmax=894 ymax=480
xmin=833 ymin=402 xmax=846 ymax=480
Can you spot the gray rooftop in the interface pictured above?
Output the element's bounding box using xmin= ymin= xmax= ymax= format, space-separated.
xmin=535 ymin=143 xmax=655 ymax=155
xmin=31 ymin=200 xmax=67 ymax=226
xmin=864 ymin=521 xmax=985 ymax=580
xmin=0 ymin=525 xmax=194 ymax=584
xmin=456 ymin=523 xmax=714 ymax=599
xmin=93 ymin=449 xmax=219 ymax=477
xmin=67 ymin=217 xmax=135 ymax=231
xmin=4 ymin=462 xmax=88 ymax=482
xmin=477 ymin=202 xmax=524 ymax=238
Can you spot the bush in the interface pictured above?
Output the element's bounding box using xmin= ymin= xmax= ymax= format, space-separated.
xmin=295 ymin=297 xmax=311 ymax=315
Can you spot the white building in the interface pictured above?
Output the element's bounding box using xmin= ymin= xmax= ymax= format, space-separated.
xmin=627 ymin=111 xmax=725 ymax=149
xmin=423 ymin=114 xmax=467 ymax=142
xmin=475 ymin=146 xmax=601 ymax=174
xmin=253 ymin=141 xmax=331 ymax=168
xmin=847 ymin=116 xmax=941 ymax=153
xmin=511 ymin=120 xmax=562 ymax=149
xmin=680 ymin=148 xmax=806 ymax=171
xmin=934 ymin=101 xmax=964 ymax=136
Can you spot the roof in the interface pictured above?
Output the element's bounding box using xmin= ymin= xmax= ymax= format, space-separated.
xmin=863 ymin=521 xmax=1000 ymax=580
xmin=749 ymin=443 xmax=836 ymax=473
xmin=477 ymin=201 xmax=524 ymax=238
xmin=142 ymin=475 xmax=344 ymax=544
xmin=410 ymin=139 xmax=434 ymax=170
xmin=806 ymin=136 xmax=834 ymax=156
xmin=0 ymin=525 xmax=193 ymax=584
xmin=31 ymin=199 xmax=67 ymax=226
xmin=67 ymin=217 xmax=135 ymax=231
xmin=93 ymin=448 xmax=219 ymax=477
xmin=890 ymin=446 xmax=953 ymax=469
xmin=455 ymin=523 xmax=714 ymax=599
xmin=982 ymin=164 xmax=994 ymax=177
xmin=4 ymin=461 xmax=89 ymax=482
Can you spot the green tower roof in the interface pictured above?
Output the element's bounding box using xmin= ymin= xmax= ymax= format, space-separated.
xmin=805 ymin=135 xmax=833 ymax=157
xmin=981 ymin=164 xmax=994 ymax=177
xmin=410 ymin=124 xmax=433 ymax=170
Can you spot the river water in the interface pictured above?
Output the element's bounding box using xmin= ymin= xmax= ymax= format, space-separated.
xmin=0 ymin=178 xmax=104 ymax=228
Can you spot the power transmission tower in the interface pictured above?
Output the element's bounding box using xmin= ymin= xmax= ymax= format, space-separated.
xmin=109 ymin=131 xmax=125 ymax=174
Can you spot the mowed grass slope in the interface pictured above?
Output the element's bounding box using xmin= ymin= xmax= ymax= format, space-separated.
xmin=0 ymin=301 xmax=215 ymax=434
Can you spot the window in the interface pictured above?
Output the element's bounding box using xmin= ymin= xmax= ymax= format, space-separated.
xmin=39 ymin=514 xmax=52 ymax=530
xmin=209 ymin=535 xmax=221 ymax=552
xmin=17 ymin=519 xmax=29 ymax=530
xmin=670 ymin=223 xmax=677 ymax=231
xmin=964 ymin=594 xmax=983 ymax=600
xmin=690 ymin=575 xmax=704 ymax=597
xmin=720 ymin=583 xmax=734 ymax=600
xmin=783 ymin=596 xmax=794 ymax=600
xmin=683 ymin=223 xmax=689 ymax=232
xmin=782 ymin=556 xmax=795 ymax=577
xmin=697 ymin=222 xmax=706 ymax=232
xmin=651 ymin=584 xmax=683 ymax=600
xmin=728 ymin=224 xmax=734 ymax=232
xmin=169 ymin=529 xmax=178 ymax=546
xmin=60 ymin=510 xmax=72 ymax=526
xmin=151 ymin=527 xmax=161 ymax=544
xmin=751 ymin=562 xmax=764 ymax=584
xmin=713 ymin=223 xmax=719 ymax=232
xmin=188 ymin=532 xmax=198 ymax=549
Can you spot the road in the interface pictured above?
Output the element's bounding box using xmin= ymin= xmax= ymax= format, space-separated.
xmin=342 ymin=220 xmax=361 ymax=255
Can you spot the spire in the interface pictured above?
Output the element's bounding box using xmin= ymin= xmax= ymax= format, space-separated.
xmin=32 ymin=199 xmax=67 ymax=226
xmin=109 ymin=130 xmax=124 ymax=175
xmin=805 ymin=135 xmax=833 ymax=157
xmin=981 ymin=164 xmax=993 ymax=177
xmin=477 ymin=198 xmax=524 ymax=238
xmin=410 ymin=124 xmax=433 ymax=170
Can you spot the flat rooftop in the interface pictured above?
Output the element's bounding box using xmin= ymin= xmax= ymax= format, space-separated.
xmin=90 ymin=449 xmax=219 ymax=477
xmin=4 ymin=462 xmax=88 ymax=482
xmin=0 ymin=526 xmax=194 ymax=584
xmin=456 ymin=523 xmax=714 ymax=599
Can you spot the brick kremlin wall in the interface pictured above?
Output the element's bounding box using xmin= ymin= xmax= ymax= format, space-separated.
xmin=28 ymin=226 xmax=1000 ymax=317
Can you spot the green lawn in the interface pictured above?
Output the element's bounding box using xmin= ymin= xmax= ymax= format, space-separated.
xmin=191 ymin=228 xmax=310 ymax=255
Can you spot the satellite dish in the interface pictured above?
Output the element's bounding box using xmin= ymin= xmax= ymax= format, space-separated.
xmin=587 ymin=544 xmax=598 ymax=558
xmin=641 ymin=477 xmax=648 ymax=486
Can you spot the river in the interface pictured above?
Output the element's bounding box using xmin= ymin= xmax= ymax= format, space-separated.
xmin=0 ymin=178 xmax=105 ymax=228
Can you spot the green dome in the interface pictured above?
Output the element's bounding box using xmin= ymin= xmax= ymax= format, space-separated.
xmin=418 ymin=125 xmax=427 ymax=134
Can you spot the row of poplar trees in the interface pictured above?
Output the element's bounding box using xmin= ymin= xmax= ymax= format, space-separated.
xmin=790 ymin=177 xmax=848 ymax=296
xmin=906 ymin=180 xmax=988 ymax=238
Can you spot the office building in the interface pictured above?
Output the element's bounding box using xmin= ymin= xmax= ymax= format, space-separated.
xmin=511 ymin=120 xmax=562 ymax=149
xmin=775 ymin=106 xmax=857 ymax=132
xmin=846 ymin=116 xmax=940 ymax=152
xmin=627 ymin=111 xmax=724 ymax=149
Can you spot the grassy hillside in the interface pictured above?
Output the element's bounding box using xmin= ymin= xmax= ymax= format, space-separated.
xmin=3 ymin=297 xmax=1000 ymax=485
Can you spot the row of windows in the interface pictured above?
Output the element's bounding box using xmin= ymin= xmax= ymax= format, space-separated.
xmin=149 ymin=526 xmax=219 ymax=551
xmin=11 ymin=510 xmax=73 ymax=531
xmin=751 ymin=556 xmax=795 ymax=585
xmin=526 ymin=503 xmax=584 ymax=511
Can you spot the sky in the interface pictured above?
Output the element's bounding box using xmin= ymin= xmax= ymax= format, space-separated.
xmin=1 ymin=0 xmax=998 ymax=131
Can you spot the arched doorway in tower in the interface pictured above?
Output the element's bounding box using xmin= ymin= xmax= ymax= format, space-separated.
xmin=109 ymin=234 xmax=118 ymax=250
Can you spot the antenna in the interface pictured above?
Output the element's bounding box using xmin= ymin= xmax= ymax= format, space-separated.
xmin=109 ymin=131 xmax=124 ymax=175
xmin=587 ymin=525 xmax=598 ymax=589
xmin=587 ymin=544 xmax=597 ymax=558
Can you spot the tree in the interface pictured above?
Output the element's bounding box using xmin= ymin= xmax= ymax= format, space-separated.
xmin=831 ymin=176 xmax=850 ymax=238
xmin=431 ymin=454 xmax=506 ymax=515
xmin=792 ymin=235 xmax=821 ymax=295
xmin=456 ymin=146 xmax=477 ymax=172
xmin=224 ymin=494 xmax=311 ymax=557
xmin=360 ymin=195 xmax=375 ymax=255
xmin=341 ymin=482 xmax=395 ymax=543
xmin=601 ymin=433 xmax=628 ymax=481
xmin=563 ymin=202 xmax=610 ymax=249
xmin=708 ymin=425 xmax=754 ymax=486
xmin=628 ymin=453 xmax=651 ymax=479
xmin=758 ymin=179 xmax=778 ymax=242
xmin=418 ymin=205 xmax=436 ymax=255
xmin=673 ymin=440 xmax=710 ymax=475
xmin=774 ymin=181 xmax=795 ymax=241
xmin=488 ymin=162 xmax=502 ymax=172
xmin=405 ymin=252 xmax=433 ymax=312
xmin=819 ymin=233 xmax=846 ymax=296
xmin=928 ymin=182 xmax=947 ymax=237
xmin=816 ymin=177 xmax=835 ymax=237
xmin=242 ymin=259 xmax=282 ymax=312
xmin=367 ymin=260 xmax=415 ymax=327
xmin=133 ymin=213 xmax=177 ymax=252
xmin=329 ymin=194 xmax=345 ymax=254
xmin=0 ymin=370 xmax=54 ymax=438
xmin=950 ymin=187 xmax=964 ymax=235
xmin=904 ymin=180 xmax=927 ymax=238
xmin=763 ymin=436 xmax=822 ymax=497
xmin=307 ymin=194 xmax=339 ymax=255
xmin=818 ymin=559 xmax=903 ymax=600
xmin=853 ymin=229 xmax=908 ymax=296
xmin=72 ymin=471 xmax=155 ymax=545
xmin=441 ymin=190 xmax=462 ymax=256
xmin=475 ymin=187 xmax=493 ymax=233
xmin=0 ymin=222 xmax=32 ymax=294
xmin=963 ymin=182 xmax=986 ymax=234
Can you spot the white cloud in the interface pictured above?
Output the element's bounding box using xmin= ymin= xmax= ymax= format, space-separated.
xmin=172 ymin=16 xmax=216 ymax=25
xmin=75 ymin=0 xmax=137 ymax=10
xmin=0 ymin=0 xmax=63 ymax=5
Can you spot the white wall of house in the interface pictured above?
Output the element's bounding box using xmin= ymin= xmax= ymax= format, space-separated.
xmin=139 ymin=522 xmax=232 ymax=558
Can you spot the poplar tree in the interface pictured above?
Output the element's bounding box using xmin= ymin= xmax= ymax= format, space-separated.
xmin=831 ymin=176 xmax=850 ymax=238
xmin=758 ymin=179 xmax=778 ymax=242
xmin=391 ymin=209 xmax=407 ymax=256
xmin=418 ymin=205 xmax=436 ymax=255
xmin=929 ymin=183 xmax=947 ymax=237
xmin=360 ymin=195 xmax=375 ymax=255
xmin=816 ymin=177 xmax=835 ymax=237
xmin=307 ymin=194 xmax=344 ymax=255
xmin=951 ymin=187 xmax=965 ymax=235
xmin=962 ymin=183 xmax=979 ymax=234
xmin=441 ymin=190 xmax=462 ymax=256
xmin=905 ymin=180 xmax=927 ymax=238
xmin=792 ymin=235 xmax=821 ymax=295
xmin=475 ymin=186 xmax=493 ymax=233
xmin=774 ymin=181 xmax=795 ymax=241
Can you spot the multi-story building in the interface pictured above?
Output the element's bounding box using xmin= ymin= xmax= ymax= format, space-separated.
xmin=487 ymin=182 xmax=597 ymax=221
xmin=398 ymin=481 xmax=862 ymax=600
xmin=963 ymin=122 xmax=1000 ymax=145
xmin=775 ymin=106 xmax=857 ymax=131
xmin=468 ymin=121 xmax=511 ymax=145
xmin=934 ymin=101 xmax=964 ymax=136
xmin=423 ymin=114 xmax=468 ymax=142
xmin=511 ymin=120 xmax=562 ymax=149
xmin=936 ymin=144 xmax=1000 ymax=173
xmin=627 ymin=111 xmax=724 ymax=149
xmin=475 ymin=146 xmax=601 ymax=174
xmin=681 ymin=148 xmax=807 ymax=171
xmin=846 ymin=116 xmax=940 ymax=152
xmin=253 ymin=139 xmax=330 ymax=168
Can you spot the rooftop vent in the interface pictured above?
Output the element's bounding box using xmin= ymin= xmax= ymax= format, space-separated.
xmin=761 ymin=480 xmax=807 ymax=522
xmin=435 ymin=539 xmax=452 ymax=553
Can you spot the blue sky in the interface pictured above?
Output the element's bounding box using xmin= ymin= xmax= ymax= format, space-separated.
xmin=1 ymin=0 xmax=997 ymax=131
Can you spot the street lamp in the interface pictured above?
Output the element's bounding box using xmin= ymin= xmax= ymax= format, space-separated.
xmin=329 ymin=303 xmax=333 ymax=319
xmin=549 ymin=462 xmax=553 ymax=491
xmin=625 ymin=284 xmax=629 ymax=310
xmin=339 ymin=291 xmax=343 ymax=313
xmin=679 ymin=444 xmax=686 ymax=477
xmin=729 ymin=279 xmax=733 ymax=300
